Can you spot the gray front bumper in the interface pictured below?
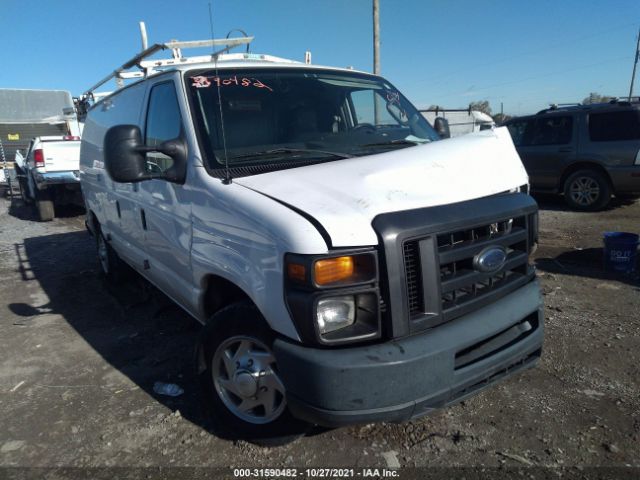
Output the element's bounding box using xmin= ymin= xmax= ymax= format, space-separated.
xmin=274 ymin=279 xmax=543 ymax=427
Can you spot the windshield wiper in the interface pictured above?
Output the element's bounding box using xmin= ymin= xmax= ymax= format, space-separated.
xmin=361 ymin=138 xmax=428 ymax=148
xmin=229 ymin=147 xmax=354 ymax=161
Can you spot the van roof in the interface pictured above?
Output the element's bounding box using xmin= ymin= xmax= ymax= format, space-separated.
xmin=84 ymin=53 xmax=377 ymax=112
xmin=145 ymin=52 xmax=370 ymax=76
xmin=82 ymin=35 xmax=374 ymax=102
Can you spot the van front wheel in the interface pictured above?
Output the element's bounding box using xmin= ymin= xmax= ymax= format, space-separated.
xmin=200 ymin=303 xmax=308 ymax=443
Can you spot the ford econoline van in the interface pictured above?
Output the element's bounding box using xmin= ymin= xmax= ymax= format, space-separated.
xmin=79 ymin=39 xmax=543 ymax=439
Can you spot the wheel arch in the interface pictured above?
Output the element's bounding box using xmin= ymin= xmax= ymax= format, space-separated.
xmin=558 ymin=161 xmax=612 ymax=191
xmin=200 ymin=273 xmax=255 ymax=321
xmin=194 ymin=287 xmax=265 ymax=375
xmin=86 ymin=209 xmax=99 ymax=236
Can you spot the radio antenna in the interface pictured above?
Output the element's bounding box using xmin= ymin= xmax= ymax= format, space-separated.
xmin=208 ymin=1 xmax=232 ymax=184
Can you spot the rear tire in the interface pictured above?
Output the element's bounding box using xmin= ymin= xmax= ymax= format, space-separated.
xmin=563 ymin=169 xmax=611 ymax=211
xmin=35 ymin=189 xmax=54 ymax=221
xmin=96 ymin=226 xmax=129 ymax=282
xmin=199 ymin=303 xmax=308 ymax=444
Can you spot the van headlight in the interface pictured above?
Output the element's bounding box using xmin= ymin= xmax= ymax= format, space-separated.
xmin=287 ymin=253 xmax=377 ymax=287
xmin=284 ymin=250 xmax=381 ymax=345
xmin=316 ymin=296 xmax=355 ymax=334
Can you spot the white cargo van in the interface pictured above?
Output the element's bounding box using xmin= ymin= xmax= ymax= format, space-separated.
xmin=79 ymin=36 xmax=543 ymax=439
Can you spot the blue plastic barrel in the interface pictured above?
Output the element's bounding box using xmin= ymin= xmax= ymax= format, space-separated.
xmin=603 ymin=232 xmax=639 ymax=273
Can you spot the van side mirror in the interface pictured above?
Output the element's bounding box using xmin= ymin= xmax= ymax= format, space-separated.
xmin=434 ymin=117 xmax=451 ymax=139
xmin=104 ymin=125 xmax=186 ymax=183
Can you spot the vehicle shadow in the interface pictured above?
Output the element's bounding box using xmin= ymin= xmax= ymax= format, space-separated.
xmin=535 ymin=247 xmax=639 ymax=288
xmin=8 ymin=230 xmax=323 ymax=445
xmin=532 ymin=192 xmax=637 ymax=213
xmin=7 ymin=196 xmax=85 ymax=221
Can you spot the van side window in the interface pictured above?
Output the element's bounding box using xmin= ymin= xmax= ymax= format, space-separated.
xmin=527 ymin=116 xmax=572 ymax=146
xmin=145 ymin=82 xmax=183 ymax=174
xmin=589 ymin=110 xmax=640 ymax=142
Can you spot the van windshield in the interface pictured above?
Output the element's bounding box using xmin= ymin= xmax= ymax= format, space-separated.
xmin=186 ymin=68 xmax=439 ymax=176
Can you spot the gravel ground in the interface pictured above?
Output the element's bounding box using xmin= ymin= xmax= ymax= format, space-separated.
xmin=0 ymin=193 xmax=638 ymax=479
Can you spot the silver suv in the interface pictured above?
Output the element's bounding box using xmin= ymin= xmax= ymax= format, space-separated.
xmin=504 ymin=100 xmax=640 ymax=210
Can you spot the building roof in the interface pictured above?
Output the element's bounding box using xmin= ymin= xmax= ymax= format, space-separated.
xmin=0 ymin=89 xmax=75 ymax=123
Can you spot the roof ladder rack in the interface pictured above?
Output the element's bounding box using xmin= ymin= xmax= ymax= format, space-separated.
xmin=83 ymin=35 xmax=253 ymax=99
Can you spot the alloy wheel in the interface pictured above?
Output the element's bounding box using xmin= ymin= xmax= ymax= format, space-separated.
xmin=569 ymin=176 xmax=600 ymax=206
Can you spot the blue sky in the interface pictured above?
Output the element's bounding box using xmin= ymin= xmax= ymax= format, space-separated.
xmin=1 ymin=0 xmax=639 ymax=116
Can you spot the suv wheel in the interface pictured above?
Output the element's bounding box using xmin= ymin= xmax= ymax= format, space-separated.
xmin=200 ymin=303 xmax=308 ymax=443
xmin=563 ymin=169 xmax=611 ymax=211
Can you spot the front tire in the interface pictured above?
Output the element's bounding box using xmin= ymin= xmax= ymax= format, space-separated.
xmin=200 ymin=303 xmax=308 ymax=442
xmin=563 ymin=169 xmax=611 ymax=211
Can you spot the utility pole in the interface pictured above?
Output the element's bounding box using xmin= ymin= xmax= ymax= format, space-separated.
xmin=373 ymin=0 xmax=380 ymax=75
xmin=629 ymin=27 xmax=640 ymax=101
xmin=373 ymin=0 xmax=381 ymax=123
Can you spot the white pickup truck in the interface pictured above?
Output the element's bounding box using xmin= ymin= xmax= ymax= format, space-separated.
xmin=15 ymin=135 xmax=82 ymax=221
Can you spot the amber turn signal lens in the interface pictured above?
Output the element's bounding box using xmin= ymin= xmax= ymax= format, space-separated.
xmin=287 ymin=263 xmax=306 ymax=282
xmin=314 ymin=256 xmax=355 ymax=285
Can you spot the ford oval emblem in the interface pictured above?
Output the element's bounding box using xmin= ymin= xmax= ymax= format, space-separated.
xmin=473 ymin=246 xmax=507 ymax=273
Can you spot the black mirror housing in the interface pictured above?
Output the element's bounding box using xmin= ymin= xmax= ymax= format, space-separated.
xmin=104 ymin=125 xmax=151 ymax=183
xmin=159 ymin=139 xmax=187 ymax=183
xmin=104 ymin=125 xmax=187 ymax=183
xmin=434 ymin=117 xmax=451 ymax=139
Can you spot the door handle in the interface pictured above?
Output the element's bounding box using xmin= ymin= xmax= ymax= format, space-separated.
xmin=140 ymin=209 xmax=147 ymax=230
xmin=558 ymin=147 xmax=573 ymax=153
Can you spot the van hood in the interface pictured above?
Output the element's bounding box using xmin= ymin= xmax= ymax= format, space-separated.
xmin=235 ymin=127 xmax=528 ymax=247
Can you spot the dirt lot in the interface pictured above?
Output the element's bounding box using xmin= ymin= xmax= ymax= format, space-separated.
xmin=0 ymin=193 xmax=638 ymax=478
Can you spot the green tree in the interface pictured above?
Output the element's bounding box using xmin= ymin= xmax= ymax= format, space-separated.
xmin=493 ymin=113 xmax=513 ymax=125
xmin=582 ymin=93 xmax=614 ymax=105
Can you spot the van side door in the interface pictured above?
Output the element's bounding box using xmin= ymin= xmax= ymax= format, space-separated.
xmin=135 ymin=79 xmax=194 ymax=309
